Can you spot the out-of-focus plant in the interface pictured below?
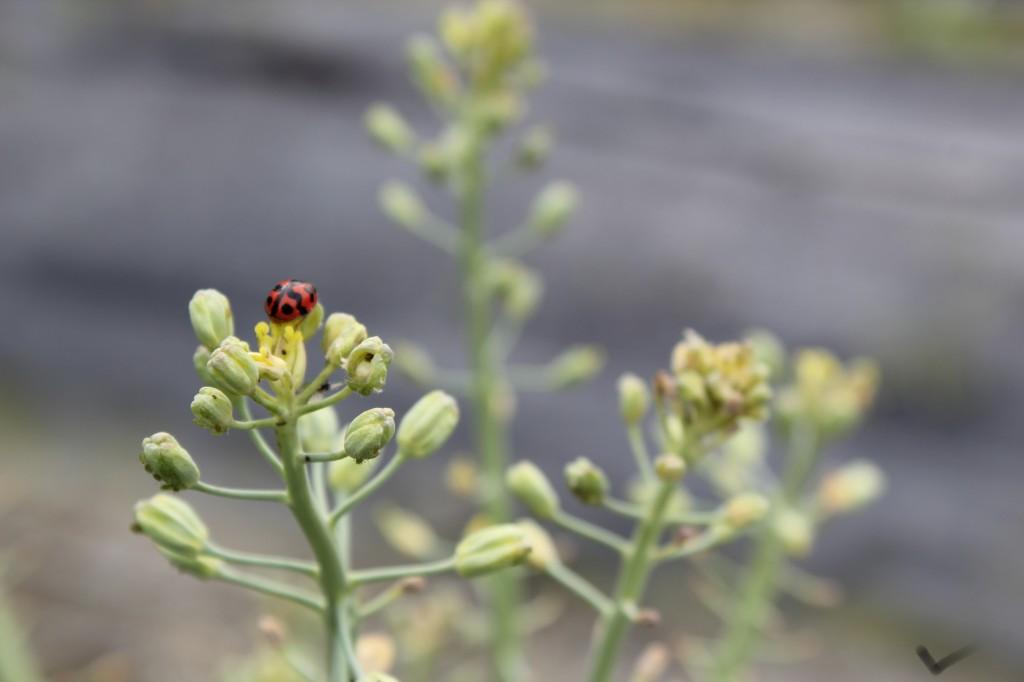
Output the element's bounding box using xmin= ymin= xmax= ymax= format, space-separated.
xmin=702 ymin=341 xmax=884 ymax=681
xmin=0 ymin=568 xmax=42 ymax=682
xmin=131 ymin=285 xmax=533 ymax=682
xmin=366 ymin=1 xmax=601 ymax=679
xmin=510 ymin=331 xmax=779 ymax=681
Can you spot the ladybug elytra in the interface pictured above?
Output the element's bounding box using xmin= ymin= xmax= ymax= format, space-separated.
xmin=265 ymin=279 xmax=318 ymax=322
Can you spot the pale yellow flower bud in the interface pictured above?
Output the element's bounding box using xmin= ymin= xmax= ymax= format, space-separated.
xmin=506 ymin=461 xmax=559 ymax=518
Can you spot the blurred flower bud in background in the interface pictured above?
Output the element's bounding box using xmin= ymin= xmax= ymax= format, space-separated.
xmin=721 ymin=492 xmax=770 ymax=531
xmin=396 ymin=390 xmax=459 ymax=458
xmin=617 ymin=372 xmax=650 ymax=426
xmin=564 ymin=457 xmax=609 ymax=505
xmin=455 ymin=523 xmax=532 ymax=578
xmin=547 ymin=345 xmax=605 ymax=389
xmin=529 ymin=181 xmax=578 ymax=240
xmin=506 ymin=461 xmax=559 ymax=518
xmin=817 ymin=459 xmax=886 ymax=516
xmin=516 ymin=519 xmax=559 ymax=570
xmin=298 ymin=404 xmax=341 ymax=453
xmin=365 ymin=104 xmax=415 ymax=154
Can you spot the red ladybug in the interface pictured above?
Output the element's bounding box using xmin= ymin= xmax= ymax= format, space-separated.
xmin=265 ymin=279 xmax=318 ymax=322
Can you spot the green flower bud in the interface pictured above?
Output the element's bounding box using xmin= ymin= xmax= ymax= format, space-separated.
xmin=407 ymin=35 xmax=458 ymax=106
xmin=517 ymin=519 xmax=559 ymax=570
xmin=817 ymin=459 xmax=885 ymax=515
xmin=190 ymin=387 xmax=234 ymax=435
xmin=132 ymin=493 xmax=208 ymax=555
xmin=379 ymin=181 xmax=427 ymax=232
xmin=207 ymin=337 xmax=259 ymax=396
xmin=365 ymin=104 xmax=415 ymax=154
xmin=157 ymin=546 xmax=223 ymax=580
xmin=617 ymin=373 xmax=650 ymax=426
xmin=721 ymin=492 xmax=770 ymax=530
xmin=392 ymin=340 xmax=437 ymax=385
xmin=516 ymin=125 xmax=552 ymax=170
xmin=564 ymin=457 xmax=608 ymax=506
xmin=193 ymin=345 xmax=214 ymax=384
xmin=654 ymin=453 xmax=686 ymax=483
xmin=298 ymin=302 xmax=325 ymax=340
xmin=454 ymin=524 xmax=532 ymax=578
xmin=548 ymin=345 xmax=605 ymax=389
xmin=139 ymin=432 xmax=200 ymax=491
xmin=328 ymin=457 xmax=378 ymax=493
xmin=375 ymin=504 xmax=438 ymax=559
xmin=774 ymin=507 xmax=814 ymax=557
xmin=528 ymin=181 xmax=578 ymax=239
xmin=346 ymin=337 xmax=393 ymax=395
xmin=188 ymin=289 xmax=234 ymax=350
xmin=323 ymin=313 xmax=368 ymax=367
xmin=488 ymin=260 xmax=542 ymax=321
xmin=344 ymin=408 xmax=396 ymax=462
xmin=506 ymin=461 xmax=558 ymax=519
xmin=298 ymin=404 xmax=340 ymax=453
xmin=396 ymin=390 xmax=459 ymax=458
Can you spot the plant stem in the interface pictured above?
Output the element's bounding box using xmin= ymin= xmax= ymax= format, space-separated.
xmin=349 ymin=557 xmax=456 ymax=586
xmin=277 ymin=417 xmax=349 ymax=682
xmin=216 ymin=567 xmax=324 ymax=612
xmin=707 ymin=422 xmax=821 ymax=682
xmin=328 ymin=453 xmax=406 ymax=527
xmin=545 ymin=562 xmax=613 ymax=614
xmin=235 ymin=398 xmax=284 ymax=474
xmin=587 ymin=480 xmax=676 ymax=682
xmin=552 ymin=510 xmax=629 ymax=554
xmin=458 ymin=126 xmax=523 ymax=682
xmin=205 ymin=542 xmax=319 ymax=577
xmin=192 ymin=482 xmax=287 ymax=503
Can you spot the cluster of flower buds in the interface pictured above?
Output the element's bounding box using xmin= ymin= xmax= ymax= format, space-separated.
xmin=776 ymin=348 xmax=879 ymax=441
xmin=657 ymin=330 xmax=773 ymax=452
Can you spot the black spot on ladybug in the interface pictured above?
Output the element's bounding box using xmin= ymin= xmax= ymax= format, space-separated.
xmin=273 ymin=283 xmax=283 ymax=291
xmin=266 ymin=296 xmax=273 ymax=305
xmin=281 ymin=303 xmax=294 ymax=315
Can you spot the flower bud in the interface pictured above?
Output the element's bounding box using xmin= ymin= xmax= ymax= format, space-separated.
xmin=488 ymin=260 xmax=542 ymax=321
xmin=298 ymin=404 xmax=340 ymax=453
xmin=139 ymin=432 xmax=200 ymax=491
xmin=454 ymin=524 xmax=532 ymax=578
xmin=207 ymin=337 xmax=259 ymax=396
xmin=365 ymin=104 xmax=415 ymax=154
xmin=517 ymin=519 xmax=559 ymax=570
xmin=375 ymin=505 xmax=438 ymax=559
xmin=132 ymin=493 xmax=208 ymax=555
xmin=298 ymin=302 xmax=325 ymax=339
xmin=506 ymin=461 xmax=559 ymax=519
xmin=445 ymin=457 xmax=479 ymax=498
xmin=344 ymin=408 xmax=396 ymax=462
xmin=817 ymin=460 xmax=885 ymax=515
xmin=356 ymin=633 xmax=397 ymax=677
xmin=346 ymin=337 xmax=393 ymax=395
xmin=157 ymin=547 xmax=223 ymax=580
xmin=188 ymin=289 xmax=234 ymax=350
xmin=329 ymin=457 xmax=378 ymax=493
xmin=396 ymin=390 xmax=459 ymax=458
xmin=548 ymin=345 xmax=605 ymax=389
xmin=407 ymin=35 xmax=458 ymax=106
xmin=516 ymin=125 xmax=552 ymax=170
xmin=617 ymin=373 xmax=650 ymax=426
xmin=774 ymin=507 xmax=814 ymax=556
xmin=190 ymin=387 xmax=234 ymax=435
xmin=193 ymin=345 xmax=214 ymax=384
xmin=564 ymin=457 xmax=608 ymax=506
xmin=654 ymin=453 xmax=686 ymax=482
xmin=323 ymin=314 xmax=369 ymax=368
xmin=528 ymin=181 xmax=578 ymax=239
xmin=745 ymin=329 xmax=786 ymax=382
xmin=721 ymin=492 xmax=770 ymax=530
xmin=379 ymin=181 xmax=427 ymax=232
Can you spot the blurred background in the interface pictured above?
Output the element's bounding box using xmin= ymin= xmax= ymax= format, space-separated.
xmin=3 ymin=0 xmax=1024 ymax=679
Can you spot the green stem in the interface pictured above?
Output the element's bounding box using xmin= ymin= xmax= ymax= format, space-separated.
xmin=708 ymin=422 xmax=821 ymax=681
xmin=627 ymin=425 xmax=654 ymax=482
xmin=231 ymin=416 xmax=280 ymax=430
xmin=297 ymin=364 xmax=337 ymax=405
xmin=587 ymin=480 xmax=676 ymax=682
xmin=552 ymin=509 xmax=629 ymax=554
xmin=205 ymin=543 xmax=319 ymax=577
xmin=216 ymin=567 xmax=324 ymax=612
xmin=276 ymin=417 xmax=349 ymax=682
xmin=236 ymin=398 xmax=284 ymax=474
xmin=328 ymin=453 xmax=406 ymax=527
xmin=192 ymin=482 xmax=287 ymax=503
xmin=458 ymin=126 xmax=523 ymax=682
xmin=545 ymin=562 xmax=613 ymax=614
xmin=349 ymin=557 xmax=456 ymax=587
xmin=297 ymin=387 xmax=353 ymax=416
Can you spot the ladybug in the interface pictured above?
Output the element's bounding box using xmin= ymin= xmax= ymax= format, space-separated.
xmin=265 ymin=279 xmax=318 ymax=322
